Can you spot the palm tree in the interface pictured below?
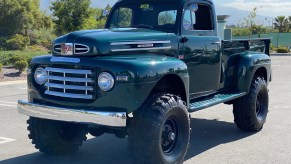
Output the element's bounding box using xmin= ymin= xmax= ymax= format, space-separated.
xmin=289 ymin=16 xmax=291 ymax=32
xmin=273 ymin=16 xmax=289 ymax=32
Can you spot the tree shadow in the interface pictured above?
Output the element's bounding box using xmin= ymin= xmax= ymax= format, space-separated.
xmin=4 ymin=71 xmax=21 ymax=78
xmin=1 ymin=118 xmax=254 ymax=164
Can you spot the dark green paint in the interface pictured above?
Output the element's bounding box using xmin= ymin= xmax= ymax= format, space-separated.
xmin=28 ymin=0 xmax=271 ymax=113
xmin=29 ymin=54 xmax=188 ymax=113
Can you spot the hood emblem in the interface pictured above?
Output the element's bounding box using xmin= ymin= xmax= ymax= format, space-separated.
xmin=61 ymin=43 xmax=73 ymax=55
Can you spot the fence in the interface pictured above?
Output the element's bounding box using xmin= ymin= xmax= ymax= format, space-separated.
xmin=233 ymin=33 xmax=291 ymax=47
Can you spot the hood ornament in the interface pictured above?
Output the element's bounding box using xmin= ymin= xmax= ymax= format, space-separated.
xmin=61 ymin=43 xmax=73 ymax=55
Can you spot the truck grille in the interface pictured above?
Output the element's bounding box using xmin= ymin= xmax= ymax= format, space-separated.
xmin=44 ymin=67 xmax=94 ymax=99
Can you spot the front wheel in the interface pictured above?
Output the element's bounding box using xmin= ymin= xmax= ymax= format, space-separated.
xmin=128 ymin=93 xmax=190 ymax=164
xmin=27 ymin=117 xmax=88 ymax=155
xmin=233 ymin=76 xmax=269 ymax=131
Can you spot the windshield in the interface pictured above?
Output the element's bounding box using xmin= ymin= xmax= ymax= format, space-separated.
xmin=107 ymin=2 xmax=178 ymax=32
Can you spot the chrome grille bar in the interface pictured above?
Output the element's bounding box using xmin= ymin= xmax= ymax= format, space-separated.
xmin=45 ymin=67 xmax=91 ymax=74
xmin=47 ymin=75 xmax=93 ymax=83
xmin=45 ymin=91 xmax=93 ymax=99
xmin=44 ymin=67 xmax=94 ymax=99
xmin=45 ymin=83 xmax=93 ymax=91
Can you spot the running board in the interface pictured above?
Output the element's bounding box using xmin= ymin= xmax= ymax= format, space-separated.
xmin=189 ymin=92 xmax=246 ymax=112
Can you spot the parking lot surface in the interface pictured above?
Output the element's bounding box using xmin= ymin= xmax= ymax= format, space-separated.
xmin=0 ymin=55 xmax=291 ymax=164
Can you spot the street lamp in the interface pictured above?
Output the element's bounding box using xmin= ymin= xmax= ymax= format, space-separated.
xmin=265 ymin=17 xmax=274 ymax=29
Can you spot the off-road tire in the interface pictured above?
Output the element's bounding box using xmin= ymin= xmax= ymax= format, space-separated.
xmin=233 ymin=76 xmax=269 ymax=131
xmin=27 ymin=117 xmax=88 ymax=155
xmin=128 ymin=93 xmax=190 ymax=164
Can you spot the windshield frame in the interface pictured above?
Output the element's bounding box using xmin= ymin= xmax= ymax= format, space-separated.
xmin=105 ymin=1 xmax=182 ymax=34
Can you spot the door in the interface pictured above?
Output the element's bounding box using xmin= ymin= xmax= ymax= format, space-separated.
xmin=180 ymin=2 xmax=221 ymax=98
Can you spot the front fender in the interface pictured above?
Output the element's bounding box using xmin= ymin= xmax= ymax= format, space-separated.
xmin=29 ymin=54 xmax=188 ymax=113
xmin=237 ymin=52 xmax=271 ymax=93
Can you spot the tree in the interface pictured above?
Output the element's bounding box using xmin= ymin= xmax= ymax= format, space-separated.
xmin=273 ymin=16 xmax=289 ymax=33
xmin=237 ymin=7 xmax=263 ymax=38
xmin=51 ymin=0 xmax=91 ymax=35
xmin=0 ymin=0 xmax=52 ymax=37
xmin=83 ymin=4 xmax=112 ymax=30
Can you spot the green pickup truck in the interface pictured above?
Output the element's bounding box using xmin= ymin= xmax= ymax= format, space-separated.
xmin=18 ymin=0 xmax=271 ymax=163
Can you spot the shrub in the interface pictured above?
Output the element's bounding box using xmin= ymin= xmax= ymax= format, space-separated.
xmin=14 ymin=60 xmax=28 ymax=73
xmin=26 ymin=45 xmax=44 ymax=52
xmin=5 ymin=34 xmax=30 ymax=50
xmin=276 ymin=47 xmax=290 ymax=53
xmin=9 ymin=55 xmax=26 ymax=65
xmin=31 ymin=29 xmax=55 ymax=49
xmin=0 ymin=63 xmax=2 ymax=73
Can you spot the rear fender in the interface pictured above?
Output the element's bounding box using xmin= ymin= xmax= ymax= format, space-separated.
xmin=237 ymin=52 xmax=271 ymax=93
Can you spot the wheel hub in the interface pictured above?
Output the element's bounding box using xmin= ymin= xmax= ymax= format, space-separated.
xmin=161 ymin=118 xmax=178 ymax=154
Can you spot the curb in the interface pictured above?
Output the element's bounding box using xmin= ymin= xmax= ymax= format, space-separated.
xmin=270 ymin=53 xmax=291 ymax=56
xmin=0 ymin=80 xmax=26 ymax=86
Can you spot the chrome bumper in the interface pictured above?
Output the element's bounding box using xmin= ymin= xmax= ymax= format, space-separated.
xmin=17 ymin=100 xmax=126 ymax=127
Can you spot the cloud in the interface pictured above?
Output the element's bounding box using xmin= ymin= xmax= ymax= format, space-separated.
xmin=222 ymin=0 xmax=291 ymax=17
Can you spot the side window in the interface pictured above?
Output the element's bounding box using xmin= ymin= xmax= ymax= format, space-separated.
xmin=110 ymin=8 xmax=133 ymax=28
xmin=183 ymin=10 xmax=196 ymax=30
xmin=183 ymin=4 xmax=213 ymax=31
xmin=158 ymin=10 xmax=177 ymax=25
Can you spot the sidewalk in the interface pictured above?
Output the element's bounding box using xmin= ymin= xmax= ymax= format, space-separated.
xmin=0 ymin=80 xmax=26 ymax=86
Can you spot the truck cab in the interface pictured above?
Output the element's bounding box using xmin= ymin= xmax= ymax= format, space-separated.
xmin=18 ymin=0 xmax=271 ymax=163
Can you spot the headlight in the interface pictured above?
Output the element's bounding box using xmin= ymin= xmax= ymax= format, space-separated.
xmin=34 ymin=68 xmax=47 ymax=85
xmin=98 ymin=72 xmax=114 ymax=91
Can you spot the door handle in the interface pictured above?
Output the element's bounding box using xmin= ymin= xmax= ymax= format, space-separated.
xmin=211 ymin=41 xmax=221 ymax=45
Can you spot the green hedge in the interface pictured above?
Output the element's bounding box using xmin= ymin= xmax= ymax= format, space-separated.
xmin=276 ymin=47 xmax=290 ymax=53
xmin=0 ymin=63 xmax=2 ymax=73
xmin=0 ymin=50 xmax=48 ymax=65
xmin=5 ymin=34 xmax=30 ymax=50
xmin=14 ymin=60 xmax=28 ymax=73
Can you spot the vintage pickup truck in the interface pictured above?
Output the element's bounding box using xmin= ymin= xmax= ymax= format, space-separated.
xmin=18 ymin=0 xmax=271 ymax=163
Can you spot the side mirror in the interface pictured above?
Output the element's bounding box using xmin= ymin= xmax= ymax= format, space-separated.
xmin=185 ymin=4 xmax=198 ymax=12
xmin=102 ymin=10 xmax=109 ymax=16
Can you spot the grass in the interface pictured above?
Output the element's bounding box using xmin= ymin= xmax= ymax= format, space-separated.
xmin=0 ymin=50 xmax=49 ymax=65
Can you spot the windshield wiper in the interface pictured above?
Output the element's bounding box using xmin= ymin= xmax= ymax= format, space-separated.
xmin=131 ymin=24 xmax=153 ymax=29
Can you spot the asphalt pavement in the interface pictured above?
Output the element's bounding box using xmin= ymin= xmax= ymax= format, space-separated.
xmin=0 ymin=55 xmax=291 ymax=164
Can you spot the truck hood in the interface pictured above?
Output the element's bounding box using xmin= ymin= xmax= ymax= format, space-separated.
xmin=52 ymin=28 xmax=176 ymax=56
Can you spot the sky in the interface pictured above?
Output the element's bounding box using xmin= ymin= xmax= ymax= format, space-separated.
xmin=216 ymin=0 xmax=291 ymax=17
xmin=92 ymin=0 xmax=291 ymax=17
xmin=41 ymin=0 xmax=291 ymax=18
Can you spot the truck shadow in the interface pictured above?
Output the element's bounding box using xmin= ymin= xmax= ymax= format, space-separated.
xmin=1 ymin=118 xmax=254 ymax=164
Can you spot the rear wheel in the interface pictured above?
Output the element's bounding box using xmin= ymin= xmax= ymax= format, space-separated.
xmin=27 ymin=117 xmax=88 ymax=155
xmin=128 ymin=93 xmax=190 ymax=164
xmin=233 ymin=76 xmax=269 ymax=131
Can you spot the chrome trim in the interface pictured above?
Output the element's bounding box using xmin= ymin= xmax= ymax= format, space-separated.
xmin=45 ymin=90 xmax=93 ymax=99
xmin=51 ymin=57 xmax=80 ymax=63
xmin=45 ymin=83 xmax=93 ymax=91
xmin=111 ymin=46 xmax=172 ymax=52
xmin=74 ymin=43 xmax=90 ymax=55
xmin=53 ymin=44 xmax=61 ymax=54
xmin=110 ymin=40 xmax=171 ymax=45
xmin=46 ymin=75 xmax=93 ymax=83
xmin=45 ymin=67 xmax=92 ymax=75
xmin=18 ymin=100 xmax=126 ymax=127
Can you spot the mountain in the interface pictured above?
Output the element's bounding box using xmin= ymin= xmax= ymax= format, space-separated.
xmin=215 ymin=4 xmax=269 ymax=26
xmin=40 ymin=0 xmax=269 ymax=26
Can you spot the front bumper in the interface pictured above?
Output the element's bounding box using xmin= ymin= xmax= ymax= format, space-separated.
xmin=17 ymin=100 xmax=126 ymax=127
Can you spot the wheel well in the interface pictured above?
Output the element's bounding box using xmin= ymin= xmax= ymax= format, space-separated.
xmin=255 ymin=67 xmax=267 ymax=81
xmin=150 ymin=74 xmax=187 ymax=104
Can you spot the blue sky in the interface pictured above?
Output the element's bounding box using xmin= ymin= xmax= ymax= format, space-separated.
xmin=95 ymin=0 xmax=291 ymax=17
xmin=41 ymin=0 xmax=291 ymax=17
xmin=216 ymin=0 xmax=291 ymax=17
